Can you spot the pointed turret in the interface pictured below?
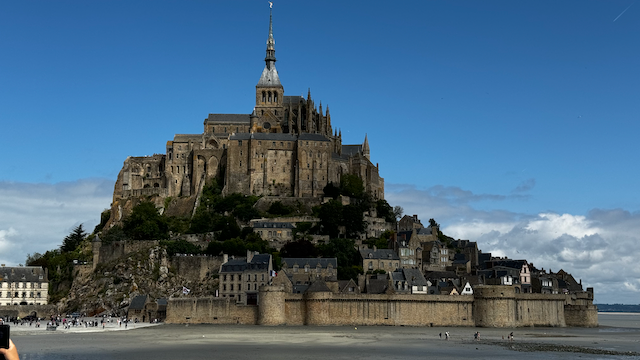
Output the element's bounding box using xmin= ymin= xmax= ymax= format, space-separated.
xmin=257 ymin=5 xmax=281 ymax=86
xmin=326 ymin=105 xmax=332 ymax=135
xmin=254 ymin=4 xmax=284 ymax=132
xmin=363 ymin=134 xmax=370 ymax=160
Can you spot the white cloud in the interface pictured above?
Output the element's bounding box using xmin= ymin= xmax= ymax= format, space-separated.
xmin=386 ymin=183 xmax=640 ymax=305
xmin=0 ymin=179 xmax=113 ymax=266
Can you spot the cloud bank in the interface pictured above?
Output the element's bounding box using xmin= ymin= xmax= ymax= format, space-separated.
xmin=0 ymin=179 xmax=113 ymax=266
xmin=386 ymin=183 xmax=640 ymax=304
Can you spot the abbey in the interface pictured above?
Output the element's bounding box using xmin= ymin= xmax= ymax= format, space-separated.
xmin=113 ymin=9 xmax=384 ymax=203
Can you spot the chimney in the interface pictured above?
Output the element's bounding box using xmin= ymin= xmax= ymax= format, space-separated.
xmin=373 ymin=245 xmax=377 ymax=252
xmin=247 ymin=250 xmax=254 ymax=263
xmin=413 ymin=214 xmax=418 ymax=222
xmin=223 ymin=254 xmax=228 ymax=264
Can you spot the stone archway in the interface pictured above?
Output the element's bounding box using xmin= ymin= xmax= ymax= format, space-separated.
xmin=207 ymin=156 xmax=219 ymax=178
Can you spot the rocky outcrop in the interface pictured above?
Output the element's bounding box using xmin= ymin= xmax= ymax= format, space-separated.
xmin=62 ymin=244 xmax=219 ymax=315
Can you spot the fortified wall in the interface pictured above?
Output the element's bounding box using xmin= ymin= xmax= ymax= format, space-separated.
xmin=166 ymin=285 xmax=598 ymax=328
xmin=0 ymin=304 xmax=58 ymax=319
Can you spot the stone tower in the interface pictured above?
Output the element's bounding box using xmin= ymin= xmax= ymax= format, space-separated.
xmin=253 ymin=6 xmax=285 ymax=133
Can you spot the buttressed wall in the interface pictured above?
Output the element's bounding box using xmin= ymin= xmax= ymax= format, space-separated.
xmin=166 ymin=285 xmax=598 ymax=327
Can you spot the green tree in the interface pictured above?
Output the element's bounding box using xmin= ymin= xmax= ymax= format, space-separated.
xmin=61 ymin=225 xmax=87 ymax=252
xmin=340 ymin=174 xmax=364 ymax=199
xmin=123 ymin=201 xmax=169 ymax=240
xmin=376 ymin=199 xmax=395 ymax=223
xmin=161 ymin=239 xmax=202 ymax=256
xmin=267 ymin=201 xmax=294 ymax=216
xmin=318 ymin=238 xmax=362 ymax=280
xmin=316 ymin=199 xmax=343 ymax=238
xmin=322 ymin=182 xmax=341 ymax=198
xmin=281 ymin=239 xmax=318 ymax=258
xmin=342 ymin=204 xmax=365 ymax=239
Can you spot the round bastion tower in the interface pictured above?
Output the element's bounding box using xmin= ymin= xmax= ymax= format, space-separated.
xmin=258 ymin=284 xmax=286 ymax=325
xmin=473 ymin=285 xmax=517 ymax=327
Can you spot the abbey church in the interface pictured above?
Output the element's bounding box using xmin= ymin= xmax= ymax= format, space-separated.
xmin=112 ymin=9 xmax=383 ymax=205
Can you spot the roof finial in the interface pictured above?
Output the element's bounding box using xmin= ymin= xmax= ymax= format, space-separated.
xmin=265 ymin=2 xmax=276 ymax=67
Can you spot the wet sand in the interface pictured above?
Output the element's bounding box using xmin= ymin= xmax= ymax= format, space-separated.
xmin=7 ymin=313 xmax=640 ymax=360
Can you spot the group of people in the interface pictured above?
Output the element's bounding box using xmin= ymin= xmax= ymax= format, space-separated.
xmin=438 ymin=331 xmax=514 ymax=341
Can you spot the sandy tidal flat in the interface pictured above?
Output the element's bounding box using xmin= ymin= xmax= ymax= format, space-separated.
xmin=6 ymin=313 xmax=640 ymax=360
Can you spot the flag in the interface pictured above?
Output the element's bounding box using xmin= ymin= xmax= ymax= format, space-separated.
xmin=270 ymin=270 xmax=276 ymax=277
xmin=182 ymin=286 xmax=191 ymax=295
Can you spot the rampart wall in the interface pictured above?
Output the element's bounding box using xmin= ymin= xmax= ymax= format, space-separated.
xmin=166 ymin=285 xmax=598 ymax=327
xmin=98 ymin=240 xmax=160 ymax=265
xmin=166 ymin=297 xmax=257 ymax=324
xmin=0 ymin=304 xmax=58 ymax=319
xmin=171 ymin=255 xmax=222 ymax=281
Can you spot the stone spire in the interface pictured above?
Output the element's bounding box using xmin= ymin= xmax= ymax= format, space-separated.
xmin=363 ymin=134 xmax=370 ymax=160
xmin=257 ymin=4 xmax=281 ymax=87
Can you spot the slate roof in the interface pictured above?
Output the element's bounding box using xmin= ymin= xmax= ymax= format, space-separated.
xmin=173 ymin=134 xmax=202 ymax=142
xmin=417 ymin=226 xmax=435 ymax=235
xmin=403 ymin=268 xmax=428 ymax=286
xmin=220 ymin=258 xmax=249 ymax=272
xmin=221 ymin=254 xmax=272 ymax=272
xmin=281 ymin=258 xmax=337 ymax=269
xmin=0 ymin=266 xmax=48 ymax=282
xmin=129 ymin=295 xmax=148 ymax=310
xmin=230 ymin=133 xmax=297 ymax=141
xmin=298 ymin=133 xmax=330 ymax=142
xmin=424 ymin=271 xmax=457 ymax=281
xmin=305 ymin=279 xmax=332 ymax=293
xmin=206 ymin=114 xmax=251 ymax=124
xmin=228 ymin=133 xmax=329 ymax=142
xmin=341 ymin=145 xmax=362 ymax=156
xmin=283 ymin=96 xmax=304 ymax=104
xmin=360 ymin=248 xmax=399 ymax=260
xmin=366 ymin=276 xmax=389 ymax=294
xmin=257 ymin=65 xmax=282 ymax=87
xmin=253 ymin=222 xmax=294 ymax=229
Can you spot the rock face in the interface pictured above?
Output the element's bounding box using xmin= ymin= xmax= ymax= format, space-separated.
xmin=62 ymin=244 xmax=220 ymax=315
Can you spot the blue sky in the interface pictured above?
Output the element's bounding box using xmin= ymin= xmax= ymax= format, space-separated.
xmin=1 ymin=1 xmax=639 ymax=304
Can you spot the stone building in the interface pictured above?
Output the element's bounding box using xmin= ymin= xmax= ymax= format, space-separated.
xmin=0 ymin=266 xmax=49 ymax=306
xmin=398 ymin=215 xmax=423 ymax=232
xmin=219 ymin=251 xmax=273 ymax=305
xmin=359 ymin=247 xmax=400 ymax=273
xmin=252 ymin=221 xmax=294 ymax=249
xmin=111 ymin=7 xmax=384 ymax=210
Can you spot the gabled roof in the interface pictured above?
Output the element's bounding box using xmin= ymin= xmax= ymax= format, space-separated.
xmin=341 ymin=145 xmax=362 ymax=156
xmin=360 ymin=248 xmax=399 ymax=260
xmin=129 ymin=295 xmax=148 ymax=310
xmin=424 ymin=270 xmax=457 ymax=280
xmin=253 ymin=222 xmax=294 ymax=229
xmin=305 ymin=279 xmax=332 ymax=293
xmin=403 ymin=268 xmax=428 ymax=287
xmin=206 ymin=114 xmax=251 ymax=124
xmin=282 ymin=258 xmax=337 ymax=269
xmin=0 ymin=266 xmax=47 ymax=282
xmin=283 ymin=96 xmax=304 ymax=104
xmin=298 ymin=133 xmax=331 ymax=142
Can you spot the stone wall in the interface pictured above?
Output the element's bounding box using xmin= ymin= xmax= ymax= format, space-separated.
xmin=172 ymin=255 xmax=222 ymax=281
xmin=564 ymin=305 xmax=598 ymax=327
xmin=166 ymin=297 xmax=257 ymax=324
xmin=98 ymin=240 xmax=159 ymax=265
xmin=0 ymin=304 xmax=58 ymax=319
xmin=165 ymin=285 xmax=596 ymax=328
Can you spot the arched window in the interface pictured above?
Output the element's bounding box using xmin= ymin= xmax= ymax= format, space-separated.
xmin=274 ymin=92 xmax=278 ymax=103
xmin=268 ymin=91 xmax=272 ymax=102
xmin=262 ymin=91 xmax=266 ymax=102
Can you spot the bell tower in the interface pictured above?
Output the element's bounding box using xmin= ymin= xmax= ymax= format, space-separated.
xmin=253 ymin=3 xmax=285 ymax=133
